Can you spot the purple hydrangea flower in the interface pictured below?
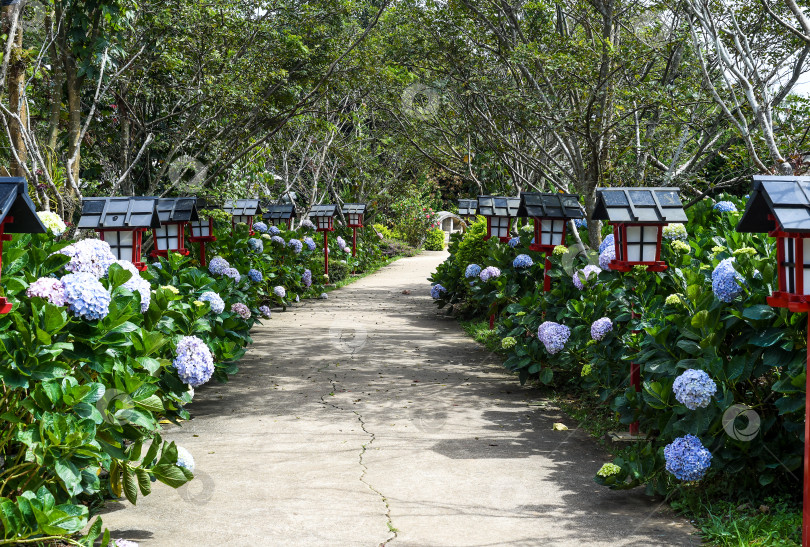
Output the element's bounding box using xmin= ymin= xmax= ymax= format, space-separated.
xmin=61 ymin=272 xmax=111 ymax=320
xmin=336 ymin=236 xmax=346 ymax=250
xmin=537 ymin=321 xmax=570 ymax=354
xmin=268 ymin=225 xmax=281 ymax=236
xmin=431 ymin=284 xmax=446 ymax=299
xmin=591 ymin=317 xmax=613 ymax=341
xmin=479 ymin=266 xmax=501 ymax=282
xmin=508 ymin=237 xmax=520 ymax=248
xmin=199 ymin=291 xmax=225 ymax=314
xmin=302 ymin=269 xmax=312 ymax=288
xmin=598 ymin=245 xmax=615 ymax=270
xmin=513 ymin=254 xmax=533 ymax=269
xmin=713 ymin=201 xmax=737 ymax=213
xmin=288 ymin=239 xmax=303 ymax=254
xmin=58 ymin=238 xmax=116 ymax=278
xmin=295 ymin=294 xmax=300 ymax=302
xmin=151 ymin=262 xmax=162 ymax=270
xmin=303 ymin=237 xmax=316 ymax=251
xmin=271 ymin=235 xmax=285 ymax=246
xmin=231 ymin=302 xmax=251 ymax=319
xmin=465 ymin=264 xmax=482 ymax=279
xmin=208 ymin=256 xmax=230 ymax=276
xmin=223 ymin=267 xmax=241 ymax=283
xmin=248 ymin=269 xmax=263 ymax=283
xmin=247 ymin=238 xmax=264 ymax=253
xmin=115 ymin=260 xmax=151 ymax=312
xmin=252 ymin=221 xmax=268 ymax=233
xmin=712 ymin=258 xmax=743 ymax=303
xmin=273 ymin=286 xmax=286 ymax=298
xmin=573 ymin=265 xmax=602 ymax=290
xmin=26 ymin=277 xmax=66 ymax=306
xmin=172 ymin=335 xmax=214 ymax=387
xmin=111 ymin=540 xmax=139 ymax=547
xmin=300 ymin=219 xmax=316 ymax=230
xmin=664 ymin=434 xmax=712 ymax=481
xmin=175 ymin=446 xmax=195 ymax=473
xmin=673 ymin=369 xmax=717 ymax=410
xmin=598 ymin=234 xmax=614 ymax=254
xmin=259 ymin=305 xmax=272 ymax=318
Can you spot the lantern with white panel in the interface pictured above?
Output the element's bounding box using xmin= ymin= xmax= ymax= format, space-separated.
xmin=457 ymin=199 xmax=478 ymax=223
xmin=592 ymin=187 xmax=687 ymax=272
xmin=223 ymin=198 xmax=262 ymax=234
xmin=308 ymin=204 xmax=337 ymax=277
xmin=341 ymin=203 xmax=366 ymax=258
xmin=77 ymin=197 xmax=160 ymax=271
xmin=188 ymin=199 xmax=218 ymax=267
xmin=477 ymin=195 xmax=520 ymax=242
xmin=263 ymin=204 xmax=296 ymax=229
xmin=0 ymin=178 xmax=46 ymax=314
xmin=518 ymin=192 xmax=584 ymax=291
xmin=150 ymin=198 xmax=198 ymax=258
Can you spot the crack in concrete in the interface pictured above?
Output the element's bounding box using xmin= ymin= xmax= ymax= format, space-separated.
xmin=319 ymin=372 xmax=397 ymax=546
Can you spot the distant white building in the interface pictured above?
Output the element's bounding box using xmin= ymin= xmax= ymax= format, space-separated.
xmin=435 ymin=211 xmax=467 ymax=242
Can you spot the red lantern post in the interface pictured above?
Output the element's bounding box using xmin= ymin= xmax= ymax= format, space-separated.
xmin=310 ymin=204 xmax=337 ymax=279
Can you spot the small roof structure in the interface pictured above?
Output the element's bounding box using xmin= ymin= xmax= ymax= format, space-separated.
xmin=77 ymin=197 xmax=160 ymax=230
xmin=309 ymin=204 xmax=338 ymax=217
xmin=264 ymin=204 xmax=296 ymax=222
xmin=592 ymin=187 xmax=687 ymax=224
xmin=151 ymin=197 xmax=199 ymax=224
xmin=477 ymin=196 xmax=520 ymax=217
xmin=737 ymin=175 xmax=810 ymax=233
xmin=0 ymin=177 xmax=45 ymax=233
xmin=223 ymin=198 xmax=262 ymax=217
xmin=458 ymin=199 xmax=477 ymax=216
xmin=341 ymin=203 xmax=367 ymax=215
xmin=518 ymin=192 xmax=584 ymax=219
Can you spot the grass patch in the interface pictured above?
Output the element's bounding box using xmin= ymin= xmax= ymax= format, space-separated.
xmin=460 ymin=319 xmax=501 ymax=353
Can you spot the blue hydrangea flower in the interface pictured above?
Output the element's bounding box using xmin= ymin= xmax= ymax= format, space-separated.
xmin=712 ymin=258 xmax=743 ymax=302
xmin=598 ymin=234 xmax=614 ymax=254
xmin=573 ymin=264 xmax=602 ymax=290
xmin=223 ymin=267 xmax=241 ymax=283
xmin=713 ymin=201 xmax=738 ymax=213
xmin=208 ymin=256 xmax=230 ymax=276
xmin=479 ymin=266 xmax=501 ymax=282
xmin=508 ymin=237 xmax=520 ymax=248
xmin=58 ymin=238 xmax=117 ymax=278
xmin=300 ymin=219 xmax=316 ymax=230
xmin=172 ymin=335 xmax=214 ymax=387
xmin=151 ymin=262 xmax=162 ymax=270
xmin=591 ymin=317 xmax=613 ymax=341
xmin=537 ymin=321 xmax=571 ymax=354
xmin=247 ymin=238 xmax=264 ymax=253
xmin=259 ymin=305 xmax=272 ymax=318
xmin=248 ymin=269 xmax=263 ymax=283
xmin=513 ymin=254 xmax=533 ymax=269
xmin=61 ymin=272 xmax=111 ymax=321
xmin=431 ymin=284 xmax=446 ymax=299
xmin=599 ymin=245 xmax=615 ymax=270
xmin=664 ymin=434 xmax=712 ymax=481
xmin=252 ymin=221 xmax=268 ymax=233
xmin=574 ymin=218 xmax=587 ymax=229
xmin=303 ymin=237 xmax=316 ymax=251
xmin=288 ymin=239 xmax=303 ymax=254
xmin=116 ymin=260 xmax=151 ymax=312
xmin=271 ymin=235 xmax=285 ymax=246
xmin=175 ymin=446 xmax=195 ymax=473
xmin=273 ymin=286 xmax=286 ymax=298
xmin=268 ymin=225 xmax=281 ymax=236
xmin=673 ymin=369 xmax=717 ymax=410
xmin=465 ymin=264 xmax=482 ymax=279
xmin=199 ymin=291 xmax=225 ymax=314
xmin=302 ymin=269 xmax=312 ymax=288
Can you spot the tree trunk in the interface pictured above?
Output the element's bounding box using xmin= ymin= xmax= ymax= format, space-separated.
xmin=45 ymin=11 xmax=63 ymax=153
xmin=4 ymin=4 xmax=26 ymax=177
xmin=120 ymin=103 xmax=133 ymax=195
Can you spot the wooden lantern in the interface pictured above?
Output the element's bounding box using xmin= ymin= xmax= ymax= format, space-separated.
xmin=188 ymin=199 xmax=217 ymax=267
xmin=477 ymin=196 xmax=520 ymax=242
xmin=308 ymin=204 xmax=338 ymax=276
xmin=342 ymin=203 xmax=367 ymax=258
xmin=223 ymin=198 xmax=262 ymax=234
xmin=263 ymin=204 xmax=296 ymax=229
xmin=150 ymin=198 xmax=198 ymax=258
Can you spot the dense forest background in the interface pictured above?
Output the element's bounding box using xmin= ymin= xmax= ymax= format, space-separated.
xmin=2 ymin=0 xmax=810 ymax=244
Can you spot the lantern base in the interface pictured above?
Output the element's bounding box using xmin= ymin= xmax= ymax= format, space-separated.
xmin=0 ymin=297 xmax=11 ymax=314
xmin=609 ymin=260 xmax=667 ymax=272
xmin=529 ymin=244 xmax=555 ymax=254
xmin=188 ymin=236 xmax=216 ymax=243
xmin=769 ymin=291 xmax=810 ymax=312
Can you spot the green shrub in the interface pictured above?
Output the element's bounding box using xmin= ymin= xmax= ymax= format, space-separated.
xmin=424 ymin=228 xmax=445 ymax=250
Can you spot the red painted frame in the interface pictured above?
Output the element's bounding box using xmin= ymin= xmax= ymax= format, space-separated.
xmin=529 ymin=217 xmax=569 ymax=292
xmin=150 ymin=221 xmax=190 ymax=258
xmin=484 ymin=215 xmax=512 ymax=243
xmin=97 ymin=228 xmax=147 ymax=271
xmin=766 ymin=228 xmax=810 ymax=313
xmin=608 ymin=222 xmax=667 ymax=272
xmin=188 ymin=217 xmax=217 ymax=267
xmin=0 ymin=217 xmax=14 ymax=314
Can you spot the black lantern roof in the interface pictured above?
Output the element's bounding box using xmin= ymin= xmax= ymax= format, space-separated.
xmin=223 ymin=199 xmax=262 ymax=217
xmin=477 ymin=196 xmax=520 ymax=217
xmin=592 ymin=187 xmax=687 ymax=224
xmin=341 ymin=203 xmax=366 ymax=215
xmin=518 ymin=192 xmax=584 ymax=219
xmin=309 ymin=204 xmax=337 ymax=217
xmin=151 ymin=197 xmax=199 ymax=224
xmin=458 ymin=199 xmax=477 ymax=216
xmin=77 ymin=197 xmax=161 ymax=230
xmin=737 ymin=175 xmax=810 ymax=234
xmin=263 ymin=204 xmax=296 ymax=221
xmin=195 ymin=198 xmax=220 ymax=212
xmin=0 ymin=177 xmax=45 ymax=233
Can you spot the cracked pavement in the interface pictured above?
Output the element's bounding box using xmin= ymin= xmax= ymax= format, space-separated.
xmin=100 ymin=251 xmax=699 ymax=546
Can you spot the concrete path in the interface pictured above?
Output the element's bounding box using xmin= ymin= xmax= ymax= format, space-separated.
xmin=101 ymin=251 xmax=698 ymax=546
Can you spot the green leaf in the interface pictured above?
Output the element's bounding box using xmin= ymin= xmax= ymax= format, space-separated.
xmin=151 ymin=464 xmax=191 ymax=488
xmin=122 ymin=466 xmax=138 ymax=505
xmin=742 ymin=304 xmax=776 ymax=321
